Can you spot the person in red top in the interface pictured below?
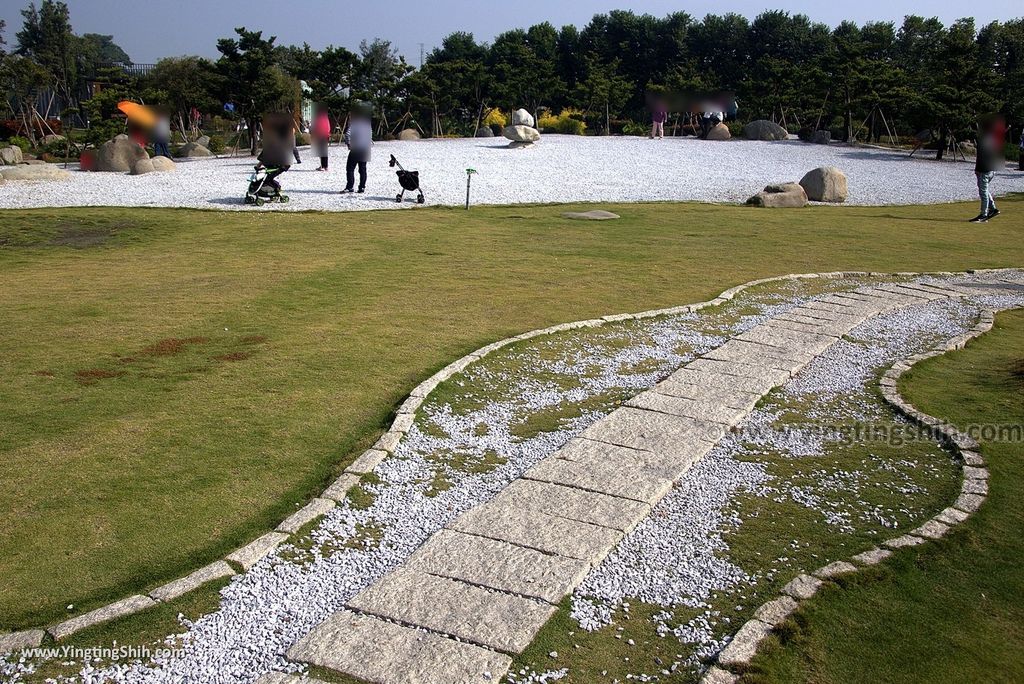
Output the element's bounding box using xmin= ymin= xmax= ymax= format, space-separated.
xmin=311 ymin=105 xmax=332 ymax=171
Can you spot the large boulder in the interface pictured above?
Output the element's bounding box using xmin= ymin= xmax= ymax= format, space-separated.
xmin=0 ymin=164 xmax=72 ymax=181
xmin=744 ymin=120 xmax=788 ymax=141
xmin=705 ymin=123 xmax=732 ymax=140
xmin=475 ymin=126 xmax=494 ymax=138
xmin=194 ymin=135 xmax=211 ymax=148
xmin=151 ymin=156 xmax=177 ymax=172
xmin=398 ymin=129 xmax=421 ymax=141
xmin=176 ymin=142 xmax=213 ymax=158
xmin=800 ymin=166 xmax=848 ymax=203
xmin=502 ymin=125 xmax=541 ymax=146
xmin=0 ymin=145 xmax=24 ymax=165
xmin=512 ymin=108 xmax=535 ymax=127
xmin=96 ymin=137 xmax=148 ymax=172
xmin=746 ymin=182 xmax=808 ymax=208
xmin=810 ymin=130 xmax=831 ymax=145
xmin=42 ymin=134 xmax=66 ymax=145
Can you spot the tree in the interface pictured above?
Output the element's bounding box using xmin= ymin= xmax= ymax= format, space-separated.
xmin=216 ymin=27 xmax=296 ymax=154
xmin=140 ymin=57 xmax=222 ymax=139
xmin=574 ymin=56 xmax=632 ymax=134
xmin=79 ymin=33 xmax=131 ymax=65
xmin=354 ymin=38 xmax=413 ymax=135
xmin=16 ymin=1 xmax=77 ymax=105
xmin=419 ymin=32 xmax=490 ymax=134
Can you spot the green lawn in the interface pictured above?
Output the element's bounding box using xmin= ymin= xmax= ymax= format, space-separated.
xmin=746 ymin=307 xmax=1024 ymax=683
xmin=2 ymin=198 xmax=1023 ymax=631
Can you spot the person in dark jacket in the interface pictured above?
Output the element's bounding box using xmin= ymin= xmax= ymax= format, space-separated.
xmin=970 ymin=114 xmax=1004 ymax=223
xmin=256 ymin=112 xmax=296 ymax=193
xmin=342 ymin=105 xmax=373 ymax=193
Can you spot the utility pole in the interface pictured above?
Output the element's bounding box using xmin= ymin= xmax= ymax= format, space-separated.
xmin=419 ymin=43 xmax=425 ymax=69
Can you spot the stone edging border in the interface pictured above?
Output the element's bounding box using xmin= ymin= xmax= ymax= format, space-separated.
xmin=700 ymin=302 xmax=1014 ymax=684
xmin=1 ymin=268 xmax=1017 ymax=654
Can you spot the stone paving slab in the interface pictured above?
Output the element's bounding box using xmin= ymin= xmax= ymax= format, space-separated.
xmin=49 ymin=595 xmax=156 ymax=641
xmin=288 ymin=609 xmax=512 ymax=684
xmin=494 ymin=478 xmax=651 ymax=532
xmin=149 ymin=560 xmax=235 ymax=603
xmin=348 ymin=567 xmax=555 ymax=653
xmin=686 ymin=358 xmax=794 ymax=384
xmin=737 ymin=326 xmax=837 ymax=355
xmin=345 ymin=448 xmax=388 ymax=475
xmin=626 ymin=391 xmax=750 ymax=427
xmin=226 ymin=532 xmax=290 ymax=571
xmin=580 ymin=406 xmax=715 ymax=454
xmin=450 ymin=503 xmax=623 ymax=563
xmin=648 ymin=381 xmax=761 ymax=411
xmin=406 ymin=529 xmax=591 ymax=603
xmin=703 ymin=339 xmax=815 ymax=366
xmin=322 ymin=473 xmax=361 ymax=502
xmin=277 ymin=498 xmax=336 ymax=534
xmin=524 ymin=449 xmax=674 ymax=503
xmin=555 ymin=437 xmax=691 ymax=480
xmin=0 ymin=629 xmax=45 ymax=653
xmin=663 ymin=367 xmax=781 ymax=395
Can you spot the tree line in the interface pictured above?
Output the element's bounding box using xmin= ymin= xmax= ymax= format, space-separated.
xmin=2 ymin=1 xmax=1022 ymax=158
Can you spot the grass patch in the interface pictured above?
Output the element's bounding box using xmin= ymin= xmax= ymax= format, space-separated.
xmin=1 ymin=199 xmax=1023 ymax=630
xmin=746 ymin=308 xmax=1024 ymax=682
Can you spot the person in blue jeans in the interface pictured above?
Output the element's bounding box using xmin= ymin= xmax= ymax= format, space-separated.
xmin=970 ymin=114 xmax=1005 ymax=223
xmin=153 ymin=112 xmax=172 ymax=158
xmin=342 ymin=105 xmax=373 ymax=194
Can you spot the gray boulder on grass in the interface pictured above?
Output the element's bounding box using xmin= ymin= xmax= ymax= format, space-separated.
xmin=800 ymin=166 xmax=848 ymax=203
xmin=176 ymin=142 xmax=213 ymax=158
xmin=746 ymin=182 xmax=808 ymax=208
xmin=743 ymin=120 xmax=788 ymax=141
xmin=97 ymin=137 xmax=149 ymax=172
xmin=0 ymin=145 xmax=24 ymax=165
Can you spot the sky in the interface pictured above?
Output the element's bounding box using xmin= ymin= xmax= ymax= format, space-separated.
xmin=0 ymin=0 xmax=1020 ymax=64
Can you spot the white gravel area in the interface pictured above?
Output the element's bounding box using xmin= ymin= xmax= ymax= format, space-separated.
xmin=4 ymin=273 xmax=1022 ymax=684
xmin=3 ymin=137 xmax=1023 ymax=212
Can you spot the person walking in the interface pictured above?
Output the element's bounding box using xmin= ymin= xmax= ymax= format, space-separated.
xmin=342 ymin=105 xmax=372 ymax=194
xmin=311 ymin=105 xmax=331 ymax=171
xmin=1018 ymin=132 xmax=1023 ymax=172
xmin=153 ymin=111 xmax=172 ymax=158
xmin=970 ymin=114 xmax=1005 ymax=223
xmin=650 ymin=101 xmax=667 ymax=139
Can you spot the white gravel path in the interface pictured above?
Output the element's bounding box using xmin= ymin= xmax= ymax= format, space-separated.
xmin=3 ymin=137 xmax=1022 ymax=211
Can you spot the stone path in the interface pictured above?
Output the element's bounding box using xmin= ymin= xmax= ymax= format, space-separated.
xmin=282 ymin=280 xmax=986 ymax=684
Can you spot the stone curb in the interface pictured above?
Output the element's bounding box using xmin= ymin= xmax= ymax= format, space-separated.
xmin=10 ymin=269 xmax=1017 ymax=652
xmin=703 ymin=301 xmax=1018 ymax=680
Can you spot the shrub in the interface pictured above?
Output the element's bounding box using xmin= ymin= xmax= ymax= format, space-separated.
xmin=1005 ymin=142 xmax=1020 ymax=162
xmin=7 ymin=136 xmax=32 ymax=153
xmin=482 ymin=108 xmax=507 ymax=128
xmin=207 ymin=135 xmax=226 ymax=154
xmin=727 ymin=121 xmax=744 ymax=137
xmin=538 ymin=108 xmax=587 ymax=135
xmin=621 ymin=121 xmax=648 ymax=137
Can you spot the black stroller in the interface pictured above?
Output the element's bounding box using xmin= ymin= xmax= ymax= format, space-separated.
xmin=389 ymin=154 xmax=425 ymax=204
xmin=245 ymin=164 xmax=290 ymax=205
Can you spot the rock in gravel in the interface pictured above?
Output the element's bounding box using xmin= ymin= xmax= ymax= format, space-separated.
xmin=744 ymin=120 xmax=788 ymax=141
xmin=810 ymin=130 xmax=832 ymax=145
xmin=97 ymin=137 xmax=149 ymax=172
xmin=0 ymin=164 xmax=71 ymax=181
xmin=503 ymin=125 xmax=541 ymax=146
xmin=512 ymin=108 xmax=535 ymax=127
xmin=0 ymin=145 xmax=23 ymax=165
xmin=132 ymin=158 xmax=156 ymax=175
xmin=475 ymin=126 xmax=494 ymax=138
xmin=800 ymin=166 xmax=848 ymax=203
xmin=705 ymin=123 xmax=732 ymax=140
xmin=562 ymin=210 xmax=620 ymax=220
xmin=746 ymin=182 xmax=808 ymax=208
xmin=398 ymin=129 xmax=421 ymax=141
xmin=151 ymin=156 xmax=177 ymax=172
xmin=177 ymin=141 xmax=213 ymax=158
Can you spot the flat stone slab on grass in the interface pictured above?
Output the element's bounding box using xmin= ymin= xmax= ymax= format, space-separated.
xmin=345 ymin=448 xmax=388 ymax=474
xmin=0 ymin=629 xmax=45 ymax=653
xmin=288 ymin=609 xmax=511 ymax=684
xmin=781 ymin=574 xmax=823 ymax=601
xmin=450 ymin=501 xmax=623 ymax=563
xmin=322 ymin=473 xmax=360 ymax=502
xmin=276 ymin=497 xmax=335 ymax=534
xmin=348 ymin=568 xmax=555 ymax=653
xmin=405 ymin=529 xmax=590 ymax=603
xmin=562 ymin=210 xmax=620 ymax=220
xmin=753 ymin=596 xmax=799 ymax=626
xmin=49 ymin=595 xmax=156 ymax=641
xmin=149 ymin=560 xmax=235 ymax=602
xmin=226 ymin=532 xmax=289 ymax=570
xmin=850 ymin=547 xmax=892 ymax=566
xmin=716 ymin=618 xmax=773 ymax=667
xmin=813 ymin=560 xmax=858 ymax=579
xmin=494 ymin=478 xmax=651 ymax=532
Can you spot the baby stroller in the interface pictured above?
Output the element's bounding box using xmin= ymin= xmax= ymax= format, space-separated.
xmin=245 ymin=164 xmax=290 ymax=206
xmin=389 ymin=154 xmax=425 ymax=204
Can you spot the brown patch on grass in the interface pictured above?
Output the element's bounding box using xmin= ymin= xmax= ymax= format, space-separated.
xmin=139 ymin=337 xmax=209 ymax=357
xmin=32 ymin=370 xmax=55 ymax=377
xmin=74 ymin=368 xmax=124 ymax=385
xmin=240 ymin=335 xmax=268 ymax=345
xmin=49 ymin=225 xmax=113 ymax=249
xmin=1010 ymin=358 xmax=1024 ymax=382
xmin=214 ymin=351 xmax=252 ymax=362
